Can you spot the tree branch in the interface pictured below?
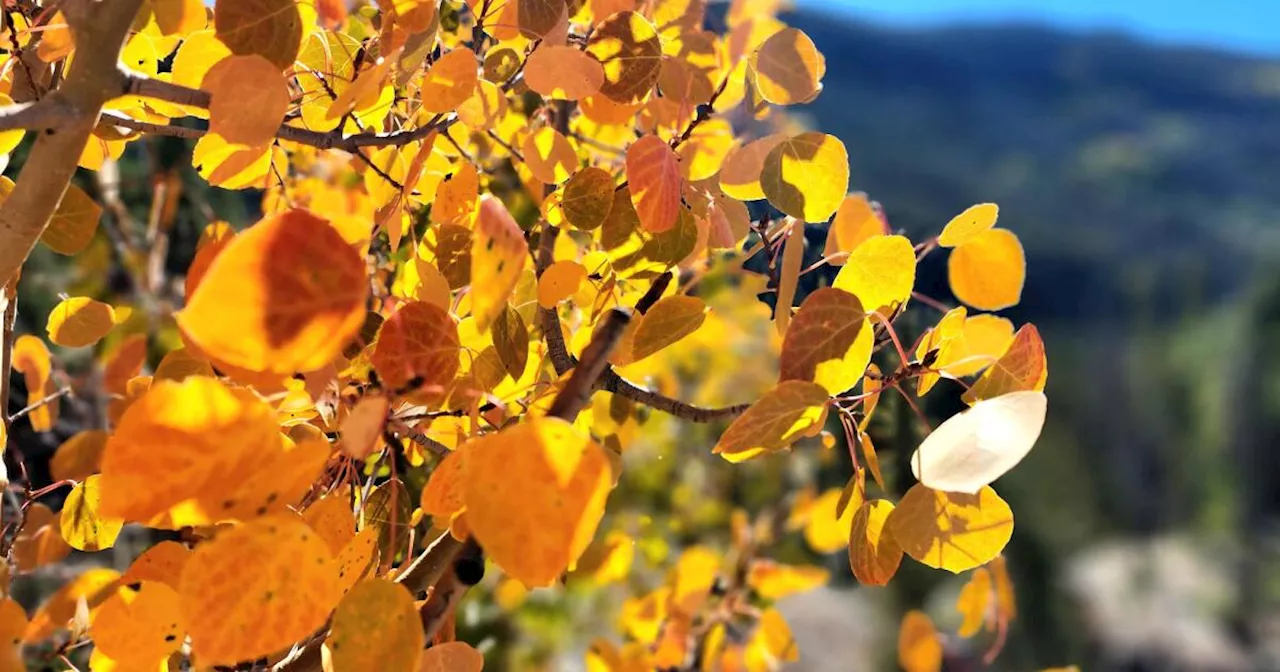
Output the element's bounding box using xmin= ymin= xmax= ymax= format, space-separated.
xmin=598 ymin=371 xmax=751 ymax=422
xmin=0 ymin=0 xmax=144 ymax=286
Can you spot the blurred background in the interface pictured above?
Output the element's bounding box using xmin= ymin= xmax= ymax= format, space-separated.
xmin=6 ymin=0 xmax=1280 ymax=670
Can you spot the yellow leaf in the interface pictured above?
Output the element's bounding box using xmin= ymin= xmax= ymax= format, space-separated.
xmin=539 ymin=260 xmax=588 ymax=309
xmin=938 ymin=203 xmax=999 ymax=248
xmin=457 ymin=79 xmax=509 ymax=129
xmin=335 ymin=528 xmax=379 ymax=596
xmin=888 ymin=484 xmax=1014 ymax=573
xmin=192 ymin=133 xmax=282 ymax=189
xmin=910 ymin=391 xmax=1047 ymax=494
xmin=719 ymin=134 xmax=785 ymax=201
xmin=963 ymin=324 xmax=1048 ymax=404
xmin=760 ymin=132 xmax=848 ymax=223
xmin=60 ymin=475 xmax=124 ymax=552
xmin=326 ymin=579 xmax=423 ymax=671
xmin=43 ymin=184 xmax=103 ymax=256
xmin=170 ymin=30 xmax=232 ymax=94
xmin=989 ymin=554 xmax=1017 ymax=619
xmin=98 ymin=377 xmax=281 ymax=523
xmin=626 ymin=134 xmax=682 ymax=233
xmin=432 ymin=161 xmax=480 ymax=225
xmin=802 ymin=487 xmax=854 ymax=554
xmin=92 ymin=582 xmax=185 ymax=668
xmin=671 ymin=546 xmax=720 ymax=615
xmin=180 ymin=515 xmax=340 ymax=666
xmin=748 ymin=608 xmax=798 ymax=665
xmin=713 ymin=380 xmax=828 ymax=463
xmin=631 ymin=295 xmax=707 ymax=361
xmin=849 ymin=499 xmax=903 ymax=586
xmin=948 ymin=228 xmax=1025 ymax=310
xmin=419 ymin=641 xmax=484 ymax=672
xmin=774 ymin=218 xmax=804 ymax=335
xmin=897 ymin=610 xmax=942 ymax=672
xmin=561 ymin=166 xmax=615 ymax=230
xmin=51 ymin=430 xmax=108 ymax=482
xmin=149 ymin=0 xmax=207 ymax=36
xmin=746 ymin=560 xmax=829 ymax=599
xmin=421 ymin=450 xmax=465 ymax=522
xmin=956 ymin=567 xmax=992 ymax=637
xmin=470 ymin=196 xmax=528 ymax=331
xmin=860 ymin=431 xmax=885 ymax=489
xmin=461 ymin=416 xmax=613 ymax=587
xmin=586 ymin=11 xmax=662 ymax=104
xmin=779 ymin=287 xmax=872 ymax=394
xmin=47 ymin=296 xmax=116 ymax=348
xmin=214 ymin=0 xmax=303 ymax=70
xmin=748 ymin=28 xmax=824 ymax=105
xmin=302 ymin=493 xmax=356 ymax=556
xmin=177 ymin=208 xmax=367 ymax=374
xmin=824 ymin=193 xmax=885 ymax=264
xmin=832 ymin=234 xmax=916 ymax=316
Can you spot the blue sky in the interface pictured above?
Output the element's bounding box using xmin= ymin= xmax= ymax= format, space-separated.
xmin=802 ymin=0 xmax=1280 ymax=56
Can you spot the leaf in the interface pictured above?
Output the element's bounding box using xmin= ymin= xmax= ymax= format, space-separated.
xmin=832 ymin=234 xmax=916 ymax=316
xmin=24 ymin=568 xmax=120 ymax=642
xmin=470 ymin=196 xmax=528 ymax=331
xmin=60 ymin=476 xmax=124 ymax=552
xmin=860 ymin=430 xmax=885 ymax=489
xmin=42 ymin=184 xmax=103 ymax=255
xmin=47 ymin=296 xmax=115 ymax=347
xmin=718 ymin=134 xmax=785 ymax=201
xmin=180 ymin=515 xmax=340 ymax=666
xmin=371 ymin=301 xmax=461 ymax=392
xmin=748 ymin=28 xmax=825 ymax=105
xmin=888 ymin=484 xmax=1014 ymax=573
xmin=51 ymin=430 xmax=108 ymax=482
xmin=178 ymin=208 xmax=367 ymax=374
xmin=746 ymin=560 xmax=829 ymax=599
xmin=421 ymin=450 xmax=465 ymax=521
xmin=461 ymin=416 xmax=614 ymax=587
xmin=122 ymin=541 xmax=191 ymax=589
xmin=897 ymin=610 xmax=942 ymax=672
xmin=103 ymin=334 xmax=148 ymax=395
xmin=760 ymin=132 xmax=848 ymax=223
xmin=0 ymin=599 xmax=27 ymax=670
xmin=539 ymin=260 xmax=587 ymax=309
xmin=917 ymin=311 xmax=1016 ymax=393
xmin=779 ymin=287 xmax=871 ymax=394
xmin=586 ymin=11 xmax=662 ymax=104
xmin=91 ymin=582 xmax=186 ymax=668
xmin=98 ymin=377 xmax=281 ymax=523
xmin=774 ymin=219 xmax=804 ymax=335
xmin=526 ymin=44 xmax=605 ymax=99
xmin=631 ymin=295 xmax=707 ymax=361
xmin=910 ymin=390 xmax=1047 ymax=494
xmin=457 ymin=79 xmax=508 ymax=129
xmin=203 ymin=55 xmax=289 ymax=147
xmin=419 ymin=46 xmax=479 ymax=113
xmin=420 ymin=641 xmax=484 ymax=672
xmin=963 ymin=324 xmax=1048 ymax=404
xmin=213 ymin=0 xmax=302 ymax=70
xmin=848 ymin=499 xmax=903 ymax=586
xmin=801 ymin=487 xmax=855 ymax=553
xmin=326 ymin=579 xmax=423 ymax=671
xmin=12 ymin=335 xmax=58 ymax=431
xmin=990 ymin=555 xmax=1018 ymax=619
xmin=948 ymin=228 xmax=1025 ymax=310
xmin=491 ymin=304 xmax=530 ymax=381
xmin=835 ymin=466 xmax=866 ymax=520
xmin=340 ymin=395 xmax=389 ymax=459
xmin=524 ymin=127 xmax=578 ymax=185
xmin=13 ymin=504 xmax=72 ymax=572
xmin=335 ymin=528 xmax=379 ymax=596
xmin=626 ymin=135 xmax=682 ymax=233
xmin=938 ymin=202 xmax=999 ymax=248
xmin=302 ymin=493 xmax=357 ymax=556
xmin=362 ymin=479 xmax=413 ymax=564
xmin=152 ymin=347 xmax=214 ymax=382
xmin=561 ymin=166 xmax=615 ymax=230
xmin=824 ymin=193 xmax=886 ymax=264
xmin=713 ymin=381 xmax=828 ymax=463
xmin=431 ymin=161 xmax=480 ymax=225
xmin=956 ymin=567 xmax=992 ymax=637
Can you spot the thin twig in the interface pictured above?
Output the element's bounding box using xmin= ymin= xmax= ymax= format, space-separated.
xmin=7 ymin=386 xmax=71 ymax=423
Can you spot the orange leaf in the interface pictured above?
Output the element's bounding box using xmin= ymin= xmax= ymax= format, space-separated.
xmin=92 ymin=582 xmax=185 ymax=668
xmin=963 ymin=324 xmax=1047 ymax=404
xmin=121 ymin=540 xmax=191 ymax=589
xmin=326 ymin=579 xmax=423 ymax=670
xmin=179 ymin=515 xmax=340 ymax=665
xmin=470 ymin=196 xmax=528 ymax=331
xmin=419 ymin=641 xmax=484 ymax=672
xmin=420 ymin=47 xmax=479 ymax=114
xmin=774 ymin=218 xmax=804 ymax=335
xmin=824 ymin=193 xmax=886 ymax=264
xmin=214 ymin=0 xmax=303 ymax=70
xmin=631 ymin=295 xmax=707 ymax=361
xmin=956 ymin=567 xmax=992 ymax=637
xmin=50 ymin=430 xmax=108 ymax=482
xmin=948 ymin=228 xmax=1025 ymax=310
xmin=421 ymin=450 xmax=465 ymax=520
xmin=340 ymin=395 xmax=390 ymax=459
xmin=718 ymin=134 xmax=785 ymax=201
xmin=370 ymin=301 xmax=461 ymax=392
xmin=178 ymin=208 xmax=367 ymax=374
xmin=897 ymin=610 xmax=942 ymax=672
xmin=523 ymin=126 xmax=579 ymax=185
xmin=626 ymin=135 xmax=682 ymax=233
xmin=525 ymin=44 xmax=604 ymax=100
xmin=203 ymin=55 xmax=289 ymax=147
xmin=585 ymin=11 xmax=662 ymax=104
